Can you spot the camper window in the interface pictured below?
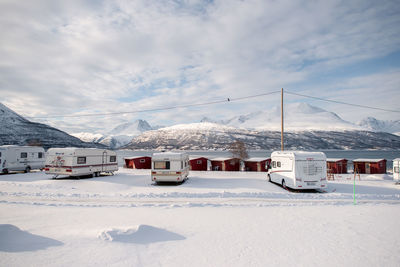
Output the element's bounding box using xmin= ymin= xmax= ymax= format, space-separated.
xmin=277 ymin=161 xmax=281 ymax=168
xmin=38 ymin=152 xmax=43 ymax=158
xmin=77 ymin=157 xmax=86 ymax=164
xmin=154 ymin=161 xmax=170 ymax=170
xmin=21 ymin=152 xmax=27 ymax=158
xmin=181 ymin=161 xmax=183 ymax=169
xmin=0 ymin=152 xmax=2 ymax=157
xmin=272 ymin=161 xmax=276 ymax=168
xmin=110 ymin=156 xmax=117 ymax=162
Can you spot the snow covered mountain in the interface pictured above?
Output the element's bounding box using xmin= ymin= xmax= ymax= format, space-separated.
xmin=0 ymin=103 xmax=105 ymax=149
xmin=72 ymin=120 xmax=155 ymax=149
xmin=124 ymin=104 xmax=400 ymax=150
xmin=357 ymin=117 xmax=400 ymax=135
xmin=124 ymin=122 xmax=400 ymax=150
xmin=203 ymin=103 xmax=360 ymax=131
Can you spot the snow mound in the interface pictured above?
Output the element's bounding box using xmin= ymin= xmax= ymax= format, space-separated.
xmin=0 ymin=224 xmax=63 ymax=252
xmin=99 ymin=225 xmax=185 ymax=244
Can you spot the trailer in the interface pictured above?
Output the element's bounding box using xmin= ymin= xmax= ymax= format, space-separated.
xmin=393 ymin=158 xmax=400 ymax=181
xmin=0 ymin=145 xmax=45 ymax=174
xmin=151 ymin=152 xmax=189 ymax=183
xmin=267 ymin=151 xmax=327 ymax=190
xmin=45 ymin=148 xmax=118 ymax=178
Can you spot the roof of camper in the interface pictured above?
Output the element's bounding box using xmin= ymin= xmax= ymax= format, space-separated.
xmin=271 ymin=151 xmax=326 ymax=160
xmin=152 ymin=152 xmax=188 ymax=160
xmin=46 ymin=147 xmax=115 ymax=155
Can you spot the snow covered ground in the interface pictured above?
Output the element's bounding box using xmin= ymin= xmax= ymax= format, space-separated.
xmin=1 ymin=169 xmax=399 ymax=266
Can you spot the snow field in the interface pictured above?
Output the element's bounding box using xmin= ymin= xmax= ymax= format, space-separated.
xmin=0 ymin=169 xmax=399 ymax=266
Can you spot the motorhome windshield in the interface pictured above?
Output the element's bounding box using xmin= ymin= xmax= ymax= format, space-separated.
xmin=154 ymin=161 xmax=170 ymax=170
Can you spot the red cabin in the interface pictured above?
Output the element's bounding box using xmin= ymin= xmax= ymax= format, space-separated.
xmin=124 ymin=156 xmax=151 ymax=169
xmin=326 ymin=158 xmax=348 ymax=174
xmin=244 ymin=158 xmax=271 ymax=172
xmin=189 ymin=157 xmax=209 ymax=171
xmin=210 ymin=157 xmax=240 ymax=171
xmin=352 ymin=159 xmax=387 ymax=174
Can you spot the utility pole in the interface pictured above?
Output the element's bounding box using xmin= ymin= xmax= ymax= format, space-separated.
xmin=281 ymin=88 xmax=284 ymax=151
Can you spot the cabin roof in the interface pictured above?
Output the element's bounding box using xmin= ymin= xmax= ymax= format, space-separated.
xmin=124 ymin=156 xmax=151 ymax=160
xmin=352 ymin=158 xmax=386 ymax=163
xmin=326 ymin=158 xmax=347 ymax=162
xmin=189 ymin=156 xmax=208 ymax=160
xmin=210 ymin=157 xmax=239 ymax=161
xmin=244 ymin=157 xmax=270 ymax=162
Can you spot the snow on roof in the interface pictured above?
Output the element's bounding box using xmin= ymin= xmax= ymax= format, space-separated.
xmin=352 ymin=158 xmax=386 ymax=163
xmin=326 ymin=158 xmax=347 ymax=162
xmin=210 ymin=157 xmax=239 ymax=161
xmin=124 ymin=156 xmax=150 ymax=160
xmin=393 ymin=158 xmax=400 ymax=161
xmin=189 ymin=156 xmax=209 ymax=160
xmin=152 ymin=152 xmax=188 ymax=160
xmin=244 ymin=157 xmax=270 ymax=162
xmin=271 ymin=151 xmax=326 ymax=159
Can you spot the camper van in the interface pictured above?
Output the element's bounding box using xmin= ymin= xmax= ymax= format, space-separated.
xmin=393 ymin=158 xmax=400 ymax=181
xmin=151 ymin=152 xmax=189 ymax=183
xmin=267 ymin=151 xmax=327 ymax=190
xmin=45 ymin=148 xmax=118 ymax=178
xmin=0 ymin=145 xmax=45 ymax=174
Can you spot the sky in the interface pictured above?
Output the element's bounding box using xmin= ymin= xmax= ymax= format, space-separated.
xmin=0 ymin=0 xmax=399 ymax=134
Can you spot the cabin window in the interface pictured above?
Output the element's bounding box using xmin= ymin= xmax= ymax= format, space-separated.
xmin=38 ymin=152 xmax=43 ymax=158
xmin=110 ymin=156 xmax=117 ymax=162
xmin=20 ymin=152 xmax=27 ymax=158
xmin=140 ymin=159 xmax=146 ymax=163
xmin=154 ymin=161 xmax=170 ymax=170
xmin=197 ymin=160 xmax=202 ymax=164
xmin=77 ymin=157 xmax=86 ymax=164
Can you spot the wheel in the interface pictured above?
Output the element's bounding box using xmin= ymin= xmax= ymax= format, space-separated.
xmin=25 ymin=166 xmax=31 ymax=173
xmin=2 ymin=169 xmax=8 ymax=174
xmin=282 ymin=180 xmax=286 ymax=189
xmin=94 ymin=172 xmax=99 ymax=177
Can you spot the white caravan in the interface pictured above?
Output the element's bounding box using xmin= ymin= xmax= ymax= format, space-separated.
xmin=393 ymin=158 xmax=400 ymax=181
xmin=45 ymin=148 xmax=118 ymax=178
xmin=151 ymin=152 xmax=189 ymax=183
xmin=267 ymin=151 xmax=327 ymax=190
xmin=0 ymin=145 xmax=45 ymax=174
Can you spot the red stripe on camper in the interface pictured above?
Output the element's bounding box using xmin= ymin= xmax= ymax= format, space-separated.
xmin=45 ymin=163 xmax=118 ymax=169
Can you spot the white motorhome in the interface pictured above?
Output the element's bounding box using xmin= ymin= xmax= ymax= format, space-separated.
xmin=0 ymin=145 xmax=45 ymax=174
xmin=45 ymin=148 xmax=118 ymax=178
xmin=151 ymin=152 xmax=189 ymax=183
xmin=393 ymin=158 xmax=400 ymax=181
xmin=267 ymin=151 xmax=327 ymax=190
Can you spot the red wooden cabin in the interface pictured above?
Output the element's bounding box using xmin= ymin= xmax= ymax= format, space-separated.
xmin=244 ymin=158 xmax=271 ymax=172
xmin=189 ymin=156 xmax=209 ymax=171
xmin=124 ymin=156 xmax=152 ymax=169
xmin=352 ymin=159 xmax=387 ymax=174
xmin=210 ymin=157 xmax=240 ymax=171
xmin=326 ymin=158 xmax=348 ymax=174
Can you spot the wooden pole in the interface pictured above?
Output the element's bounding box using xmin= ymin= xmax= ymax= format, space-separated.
xmin=281 ymin=88 xmax=284 ymax=151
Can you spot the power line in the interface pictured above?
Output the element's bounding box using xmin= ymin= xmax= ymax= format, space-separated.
xmin=285 ymin=90 xmax=400 ymax=114
xmin=28 ymin=90 xmax=281 ymax=119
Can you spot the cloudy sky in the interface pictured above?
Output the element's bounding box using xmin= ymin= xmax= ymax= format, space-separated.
xmin=1 ymin=0 xmax=399 ymax=133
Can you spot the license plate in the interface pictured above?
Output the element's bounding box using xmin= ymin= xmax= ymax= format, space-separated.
xmin=307 ymin=182 xmax=316 ymax=186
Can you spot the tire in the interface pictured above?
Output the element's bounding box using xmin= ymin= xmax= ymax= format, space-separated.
xmin=282 ymin=179 xmax=286 ymax=189
xmin=25 ymin=166 xmax=31 ymax=173
xmin=2 ymin=169 xmax=8 ymax=174
xmin=94 ymin=172 xmax=99 ymax=177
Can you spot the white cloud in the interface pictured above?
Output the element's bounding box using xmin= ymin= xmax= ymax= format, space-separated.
xmin=0 ymin=0 xmax=399 ymax=133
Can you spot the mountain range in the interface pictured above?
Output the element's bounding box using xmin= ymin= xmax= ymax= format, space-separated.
xmin=1 ymin=101 xmax=400 ymax=150
xmin=0 ymin=103 xmax=105 ymax=149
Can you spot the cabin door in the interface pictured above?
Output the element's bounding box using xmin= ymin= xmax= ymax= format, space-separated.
xmin=102 ymin=152 xmax=107 ymax=172
xmin=365 ymin=163 xmax=370 ymax=174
